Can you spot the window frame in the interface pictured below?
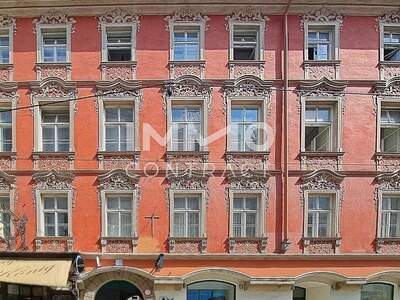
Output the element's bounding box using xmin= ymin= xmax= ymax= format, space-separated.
xmin=300 ymin=97 xmax=342 ymax=153
xmin=36 ymin=23 xmax=71 ymax=63
xmin=361 ymin=282 xmax=394 ymax=300
xmin=303 ymin=190 xmax=340 ymax=239
xmin=231 ymin=193 xmax=262 ymax=238
xmin=380 ymin=23 xmax=400 ymax=63
xmin=36 ymin=191 xmax=72 ymax=238
xmin=229 ymin=21 xmax=264 ymax=61
xmin=377 ymin=190 xmax=400 ymax=239
xmin=169 ymin=21 xmax=205 ymax=62
xmin=376 ymin=99 xmax=400 ymax=153
xmin=228 ymin=190 xmax=266 ymax=239
xmin=101 ymin=23 xmax=137 ymax=63
xmin=187 ymin=280 xmax=236 ymax=300
xmin=102 ymin=191 xmax=137 ymax=238
xmin=98 ymin=98 xmax=139 ymax=152
xmin=0 ymin=192 xmax=14 ymax=238
xmin=304 ymin=22 xmax=339 ymax=61
xmin=169 ymin=190 xmax=206 ymax=238
xmin=0 ymin=26 xmax=13 ymax=65
xmin=0 ymin=102 xmax=16 ymax=153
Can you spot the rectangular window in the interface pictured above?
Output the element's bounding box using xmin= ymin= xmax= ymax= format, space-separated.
xmin=232 ymin=195 xmax=259 ymax=238
xmin=233 ymin=25 xmax=259 ymax=60
xmin=172 ymin=26 xmax=200 ymax=61
xmin=0 ymin=196 xmax=10 ymax=237
xmin=42 ymin=195 xmax=68 ymax=237
xmin=41 ymin=109 xmax=69 ymax=152
xmin=307 ymin=29 xmax=333 ymax=61
xmin=381 ymin=195 xmax=400 ymax=238
xmin=230 ymin=106 xmax=260 ymax=151
xmin=106 ymin=26 xmax=132 ymax=61
xmin=384 ymin=29 xmax=400 ymax=61
xmin=41 ymin=28 xmax=67 ymax=63
xmin=0 ymin=29 xmax=10 ymax=64
xmin=381 ymin=109 xmax=400 ymax=152
xmin=106 ymin=194 xmax=133 ymax=237
xmin=0 ymin=110 xmax=11 ymax=152
xmin=171 ymin=106 xmax=201 ymax=151
xmin=173 ymin=195 xmax=200 ymax=238
xmin=105 ymin=105 xmax=134 ymax=151
xmin=307 ymin=194 xmax=333 ymax=238
xmin=305 ymin=106 xmax=332 ymax=151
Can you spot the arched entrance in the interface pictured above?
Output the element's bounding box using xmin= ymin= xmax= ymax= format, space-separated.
xmin=95 ymin=280 xmax=143 ymax=300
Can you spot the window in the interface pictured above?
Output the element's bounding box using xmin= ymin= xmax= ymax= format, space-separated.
xmin=306 ymin=194 xmax=334 ymax=238
xmin=380 ymin=109 xmax=400 ymax=152
xmin=104 ymin=105 xmax=134 ymax=151
xmin=42 ymin=195 xmax=68 ymax=237
xmin=172 ymin=26 xmax=200 ymax=61
xmin=0 ymin=110 xmax=11 ymax=152
xmin=307 ymin=29 xmax=333 ymax=60
xmin=187 ymin=281 xmax=235 ymax=300
xmin=106 ymin=26 xmax=132 ymax=61
xmin=383 ymin=29 xmax=400 ymax=61
xmin=41 ymin=109 xmax=69 ymax=152
xmin=0 ymin=29 xmax=10 ymax=64
xmin=40 ymin=27 xmax=67 ymax=63
xmin=380 ymin=195 xmax=400 ymax=238
xmin=230 ymin=106 xmax=260 ymax=151
xmin=173 ymin=195 xmax=200 ymax=238
xmin=171 ymin=106 xmax=201 ymax=151
xmin=305 ymin=106 xmax=332 ymax=151
xmin=232 ymin=195 xmax=259 ymax=238
xmin=0 ymin=196 xmax=10 ymax=238
xmin=105 ymin=194 xmax=133 ymax=237
xmin=293 ymin=287 xmax=306 ymax=300
xmin=232 ymin=25 xmax=259 ymax=60
xmin=361 ymin=283 xmax=394 ymax=300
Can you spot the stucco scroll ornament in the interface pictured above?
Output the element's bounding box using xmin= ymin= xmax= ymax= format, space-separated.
xmin=98 ymin=8 xmax=140 ymax=31
xmin=225 ymin=8 xmax=269 ymax=31
xmin=98 ymin=169 xmax=140 ymax=191
xmin=0 ymin=15 xmax=16 ymax=34
xmin=0 ymin=171 xmax=15 ymax=191
xmin=376 ymin=9 xmax=400 ymax=31
xmin=0 ymin=82 xmax=18 ymax=102
xmin=374 ymin=170 xmax=400 ymax=208
xmin=299 ymin=169 xmax=345 ymax=207
xmin=33 ymin=10 xmax=76 ymax=33
xmin=300 ymin=7 xmax=344 ymax=31
xmin=165 ymin=9 xmax=210 ymax=31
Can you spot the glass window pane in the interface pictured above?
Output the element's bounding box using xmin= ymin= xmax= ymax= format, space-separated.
xmin=121 ymin=212 xmax=132 ymax=236
xmin=57 ymin=198 xmax=68 ymax=210
xmin=361 ymin=283 xmax=393 ymax=300
xmin=231 ymin=108 xmax=243 ymax=122
xmin=245 ymin=197 xmax=258 ymax=210
xmin=172 ymin=108 xmax=186 ymax=121
xmin=105 ymin=108 xmax=119 ymax=121
xmin=317 ymin=108 xmax=330 ymax=122
xmin=305 ymin=107 xmax=316 ymax=122
xmin=174 ymin=197 xmax=186 ymax=209
xmin=107 ymin=212 xmax=119 ymax=236
xmin=107 ymin=197 xmax=119 ymax=209
xmin=0 ymin=111 xmax=11 ymax=123
xmin=187 ymin=197 xmax=200 ymax=210
xmin=44 ymin=198 xmax=55 ymax=209
xmin=233 ymin=198 xmax=244 ymax=209
xmin=120 ymin=197 xmax=132 ymax=210
xmin=187 ymin=109 xmax=201 ymax=121
xmin=244 ymin=108 xmax=258 ymax=122
xmin=319 ymin=196 xmax=331 ymax=210
xmin=120 ymin=107 xmax=133 ymax=122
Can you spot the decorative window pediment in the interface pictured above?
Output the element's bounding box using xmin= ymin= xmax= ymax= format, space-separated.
xmin=377 ymin=9 xmax=400 ymax=26
xmin=33 ymin=10 xmax=76 ymax=33
xmin=30 ymin=77 xmax=77 ymax=101
xmin=0 ymin=15 xmax=16 ymax=34
xmin=375 ymin=76 xmax=400 ymax=97
xmin=166 ymin=169 xmax=211 ymax=191
xmin=298 ymin=77 xmax=347 ymax=99
xmin=32 ymin=170 xmax=74 ymax=192
xmin=98 ymin=169 xmax=140 ymax=191
xmin=0 ymin=170 xmax=15 ymax=191
xmin=96 ymin=79 xmax=143 ymax=110
xmin=98 ymin=8 xmax=140 ymax=31
xmin=225 ymin=8 xmax=269 ymax=31
xmin=300 ymin=7 xmax=344 ymax=32
xmin=0 ymin=82 xmax=18 ymax=101
xmin=163 ymin=75 xmax=212 ymax=115
xmin=165 ymin=9 xmax=209 ymax=31
xmin=226 ymin=169 xmax=270 ymax=191
xmin=374 ymin=170 xmax=400 ymax=200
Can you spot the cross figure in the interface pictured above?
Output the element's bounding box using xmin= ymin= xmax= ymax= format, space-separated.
xmin=145 ymin=212 xmax=160 ymax=237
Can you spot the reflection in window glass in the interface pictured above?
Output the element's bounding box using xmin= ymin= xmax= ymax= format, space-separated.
xmin=187 ymin=281 xmax=235 ymax=300
xmin=361 ymin=283 xmax=393 ymax=300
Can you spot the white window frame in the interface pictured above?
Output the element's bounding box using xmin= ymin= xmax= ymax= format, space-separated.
xmin=36 ymin=191 xmax=72 ymax=238
xmin=36 ymin=24 xmax=71 ymax=63
xmin=98 ymin=98 xmax=139 ymax=152
xmin=167 ymin=98 xmax=207 ymax=152
xmin=228 ymin=190 xmax=266 ymax=238
xmin=0 ymin=192 xmax=14 ymax=238
xmin=376 ymin=98 xmax=400 ymax=153
xmin=229 ymin=21 xmax=264 ymax=61
xmin=169 ymin=21 xmax=205 ymax=61
xmin=227 ymin=99 xmax=267 ymax=152
xmin=377 ymin=191 xmax=400 ymax=239
xmin=101 ymin=191 xmax=137 ymax=238
xmin=300 ymin=97 xmax=342 ymax=152
xmin=34 ymin=103 xmax=74 ymax=152
xmin=379 ymin=23 xmax=400 ymax=62
xmin=304 ymin=22 xmax=340 ymax=61
xmin=231 ymin=193 xmax=262 ymax=238
xmin=169 ymin=190 xmax=206 ymax=238
xmin=0 ymin=102 xmax=16 ymax=152
xmin=0 ymin=26 xmax=13 ymax=65
xmin=303 ymin=191 xmax=340 ymax=239
xmin=101 ymin=23 xmax=137 ymax=62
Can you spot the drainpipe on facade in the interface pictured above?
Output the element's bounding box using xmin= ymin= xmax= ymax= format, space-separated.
xmin=281 ymin=0 xmax=292 ymax=253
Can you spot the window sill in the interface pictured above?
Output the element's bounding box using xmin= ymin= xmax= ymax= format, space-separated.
xmin=36 ymin=62 xmax=71 ymax=66
xmin=97 ymin=151 xmax=140 ymax=170
xmin=228 ymin=60 xmax=265 ymax=64
xmin=166 ymin=150 xmax=209 ymax=156
xmin=97 ymin=150 xmax=140 ymax=156
xmin=0 ymin=151 xmax=16 ymax=157
xmin=100 ymin=61 xmax=137 ymax=66
xmin=35 ymin=236 xmax=73 ymax=252
xmin=300 ymin=151 xmax=344 ymax=157
xmin=168 ymin=236 xmax=207 ymax=254
xmin=169 ymin=60 xmax=205 ymax=65
xmin=379 ymin=61 xmax=400 ymax=66
xmin=33 ymin=151 xmax=74 ymax=156
xmin=302 ymin=237 xmax=341 ymax=254
xmin=228 ymin=237 xmax=268 ymax=254
xmin=0 ymin=63 xmax=13 ymax=69
xmin=100 ymin=236 xmax=138 ymax=253
xmin=303 ymin=60 xmax=341 ymax=65
xmin=375 ymin=237 xmax=400 ymax=254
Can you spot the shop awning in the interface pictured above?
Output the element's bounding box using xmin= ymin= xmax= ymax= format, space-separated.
xmin=0 ymin=258 xmax=72 ymax=287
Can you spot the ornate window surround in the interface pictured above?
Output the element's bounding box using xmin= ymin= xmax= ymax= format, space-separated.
xmin=0 ymin=15 xmax=16 ymax=82
xmin=98 ymin=169 xmax=140 ymax=252
xmin=298 ymin=78 xmax=347 ymax=171
xmin=32 ymin=170 xmax=74 ymax=251
xmin=300 ymin=8 xmax=343 ymax=80
xmin=376 ymin=10 xmax=400 ymax=80
xmin=166 ymin=169 xmax=210 ymax=253
xmin=225 ymin=169 xmax=269 ymax=253
xmin=0 ymin=171 xmax=16 ymax=250
xmin=223 ymin=75 xmax=272 ymax=154
xmin=300 ymin=169 xmax=344 ymax=254
xmin=163 ymin=75 xmax=211 ymax=153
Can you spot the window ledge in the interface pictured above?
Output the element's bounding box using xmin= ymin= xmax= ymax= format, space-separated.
xmin=228 ymin=60 xmax=265 ymax=65
xmin=379 ymin=61 xmax=400 ymax=66
xmin=101 ymin=236 xmax=138 ymax=240
xmin=226 ymin=151 xmax=270 ymax=156
xmin=168 ymin=236 xmax=207 ymax=254
xmin=166 ymin=150 xmax=209 ymax=156
xmin=375 ymin=152 xmax=400 ymax=157
xmin=100 ymin=236 xmax=138 ymax=253
xmin=97 ymin=151 xmax=140 ymax=170
xmin=100 ymin=61 xmax=137 ymax=66
xmin=35 ymin=236 xmax=73 ymax=252
xmin=300 ymin=151 xmax=344 ymax=157
xmin=32 ymin=151 xmax=75 ymax=157
xmin=302 ymin=237 xmax=341 ymax=254
xmin=36 ymin=236 xmax=73 ymax=241
xmin=303 ymin=60 xmax=341 ymax=65
xmin=228 ymin=237 xmax=268 ymax=254
xmin=97 ymin=150 xmax=140 ymax=156
xmin=0 ymin=63 xmax=13 ymax=69
xmin=169 ymin=60 xmax=205 ymax=65
xmin=36 ymin=62 xmax=71 ymax=66
xmin=0 ymin=151 xmax=16 ymax=157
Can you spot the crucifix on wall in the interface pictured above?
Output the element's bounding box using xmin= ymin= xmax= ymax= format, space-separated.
xmin=145 ymin=212 xmax=160 ymax=237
